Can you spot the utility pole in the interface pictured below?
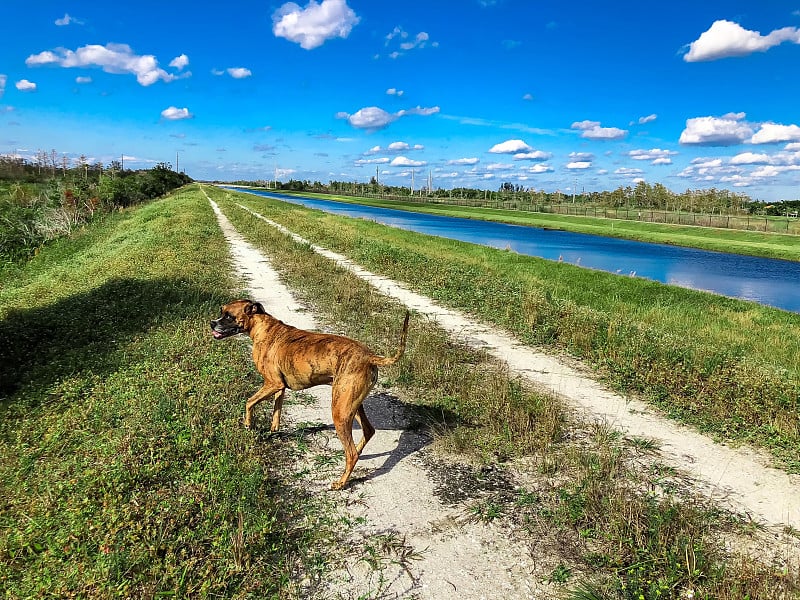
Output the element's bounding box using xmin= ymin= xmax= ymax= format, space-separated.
xmin=176 ymin=151 xmax=180 ymax=173
xmin=411 ymin=169 xmax=414 ymax=194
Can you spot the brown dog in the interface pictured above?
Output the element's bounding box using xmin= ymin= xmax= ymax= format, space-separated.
xmin=211 ymin=299 xmax=410 ymax=490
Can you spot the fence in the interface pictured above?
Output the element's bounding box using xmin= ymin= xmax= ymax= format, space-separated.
xmin=334 ymin=190 xmax=800 ymax=235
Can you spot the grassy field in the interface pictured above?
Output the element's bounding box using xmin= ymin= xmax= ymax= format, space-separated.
xmin=268 ymin=188 xmax=800 ymax=262
xmin=2 ymin=184 xmax=797 ymax=598
xmin=0 ymin=188 xmax=344 ymax=597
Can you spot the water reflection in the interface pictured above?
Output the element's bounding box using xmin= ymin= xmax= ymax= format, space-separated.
xmin=227 ymin=188 xmax=800 ymax=313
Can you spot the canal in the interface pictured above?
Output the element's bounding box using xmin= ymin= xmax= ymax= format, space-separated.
xmin=226 ymin=188 xmax=800 ymax=313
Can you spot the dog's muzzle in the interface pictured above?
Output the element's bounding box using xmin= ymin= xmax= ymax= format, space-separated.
xmin=210 ymin=315 xmax=243 ymax=340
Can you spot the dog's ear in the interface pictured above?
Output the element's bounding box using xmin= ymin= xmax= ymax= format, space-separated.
xmin=246 ymin=301 xmax=266 ymax=316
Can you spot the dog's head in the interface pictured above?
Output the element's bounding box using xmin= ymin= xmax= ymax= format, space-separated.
xmin=210 ymin=299 xmax=266 ymax=340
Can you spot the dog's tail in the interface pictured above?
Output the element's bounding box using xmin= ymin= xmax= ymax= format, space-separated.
xmin=370 ymin=311 xmax=410 ymax=366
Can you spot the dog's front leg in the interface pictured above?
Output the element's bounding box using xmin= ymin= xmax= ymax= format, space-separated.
xmin=244 ymin=383 xmax=283 ymax=429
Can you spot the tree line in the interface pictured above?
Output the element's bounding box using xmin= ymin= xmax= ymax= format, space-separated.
xmin=221 ymin=176 xmax=798 ymax=217
xmin=1 ymin=154 xmax=192 ymax=262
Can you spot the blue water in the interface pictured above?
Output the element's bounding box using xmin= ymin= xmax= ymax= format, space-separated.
xmin=226 ymin=187 xmax=800 ymax=313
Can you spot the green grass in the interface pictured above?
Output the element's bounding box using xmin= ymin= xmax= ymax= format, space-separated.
xmin=0 ymin=187 xmax=342 ymax=597
xmin=3 ymin=184 xmax=797 ymax=598
xmin=205 ymin=186 xmax=799 ymax=599
xmin=212 ymin=186 xmax=800 ymax=474
xmin=270 ymin=188 xmax=800 ymax=262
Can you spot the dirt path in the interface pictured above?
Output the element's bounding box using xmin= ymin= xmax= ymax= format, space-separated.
xmin=205 ymin=192 xmax=800 ymax=596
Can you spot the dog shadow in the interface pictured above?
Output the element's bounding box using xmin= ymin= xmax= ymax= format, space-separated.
xmin=350 ymin=391 xmax=463 ymax=487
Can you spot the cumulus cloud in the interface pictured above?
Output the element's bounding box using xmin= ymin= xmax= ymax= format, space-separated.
xmin=730 ymin=152 xmax=772 ymax=165
xmin=489 ymin=139 xmax=532 ymax=154
xmin=628 ymin=148 xmax=677 ymax=164
xmin=448 ymin=157 xmax=479 ymax=165
xmin=571 ymin=120 xmax=627 ymax=140
xmin=390 ymin=156 xmax=426 ymax=167
xmin=750 ymin=122 xmax=800 ymax=144
xmin=679 ymin=113 xmax=753 ymax=146
xmin=75 ymin=76 xmax=92 ymax=84
xmin=55 ymin=13 xmax=83 ymax=26
xmin=336 ymin=105 xmax=439 ymax=131
xmin=513 ymin=150 xmax=551 ymax=161
xmin=227 ymin=67 xmax=252 ymax=79
xmin=683 ymin=20 xmax=800 ymax=62
xmin=528 ymin=164 xmax=553 ymax=174
xmin=355 ymin=157 xmax=390 ymax=165
xmin=16 ymin=79 xmax=37 ymax=91
xmin=567 ymin=161 xmax=592 ymax=169
xmin=383 ymin=26 xmax=437 ymax=58
xmin=170 ymin=54 xmax=189 ymax=70
xmin=637 ymin=114 xmax=657 ymax=125
xmin=386 ymin=87 xmax=404 ymax=96
xmin=272 ymin=0 xmax=359 ymax=50
xmin=615 ymin=167 xmax=644 ymax=175
xmin=26 ymin=43 xmax=185 ymax=86
xmin=569 ymin=152 xmax=594 ymax=162
xmin=161 ymin=106 xmax=193 ymax=120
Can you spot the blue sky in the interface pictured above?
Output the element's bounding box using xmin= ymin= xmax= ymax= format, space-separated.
xmin=2 ymin=1 xmax=800 ymax=201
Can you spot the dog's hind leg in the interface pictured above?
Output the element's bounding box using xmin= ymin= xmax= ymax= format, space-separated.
xmin=354 ymin=405 xmax=375 ymax=454
xmin=330 ymin=374 xmax=375 ymax=490
xmin=244 ymin=382 xmax=283 ymax=429
xmin=270 ymin=389 xmax=286 ymax=432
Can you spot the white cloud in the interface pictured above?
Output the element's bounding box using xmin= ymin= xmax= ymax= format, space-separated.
xmin=272 ymin=0 xmax=359 ymax=50
xmin=628 ymin=148 xmax=677 ymax=163
xmin=55 ymin=13 xmax=83 ymax=26
xmin=161 ymin=106 xmax=193 ymax=120
xmin=26 ymin=43 xmax=183 ymax=86
xmin=386 ymin=87 xmax=404 ymax=96
xmin=355 ymin=157 xmax=390 ymax=165
xmin=387 ymin=141 xmax=423 ymax=152
xmin=730 ymin=152 xmax=772 ymax=165
xmin=337 ymin=106 xmax=397 ymax=130
xmin=615 ymin=167 xmax=644 ymax=175
xmin=750 ymin=122 xmax=800 ymax=144
xmin=16 ymin=79 xmax=37 ymax=91
xmin=75 ymin=76 xmax=92 ymax=84
xmin=170 ymin=54 xmax=189 ymax=70
xmin=785 ymin=142 xmax=800 ymax=151
xmin=569 ymin=151 xmax=594 ymax=162
xmin=336 ymin=105 xmax=439 ymax=130
xmin=567 ymin=161 xmax=592 ymax=169
xmin=398 ymin=106 xmax=440 ymax=117
xmin=528 ymin=164 xmax=554 ymax=174
xmin=522 ymin=93 xmax=534 ymax=101
xmin=684 ymin=20 xmax=800 ymax=62
xmin=390 ymin=156 xmax=426 ymax=167
xmin=679 ymin=113 xmax=753 ymax=146
xmin=0 ymin=74 xmax=6 ymax=98
xmin=637 ymin=114 xmax=657 ymax=125
xmin=448 ymin=157 xmax=479 ymax=165
xmin=383 ymin=26 xmax=437 ymax=58
xmin=486 ymin=163 xmax=515 ymax=171
xmin=227 ymin=67 xmax=252 ymax=79
xmin=513 ymin=150 xmax=551 ymax=161
xmin=489 ymin=139 xmax=532 ymax=154
xmin=571 ymin=120 xmax=627 ymax=140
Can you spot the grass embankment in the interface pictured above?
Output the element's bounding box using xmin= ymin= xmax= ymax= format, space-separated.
xmin=273 ymin=189 xmax=800 ymax=262
xmin=0 ymin=187 xmax=342 ymax=597
xmin=207 ymin=186 xmax=798 ymax=598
